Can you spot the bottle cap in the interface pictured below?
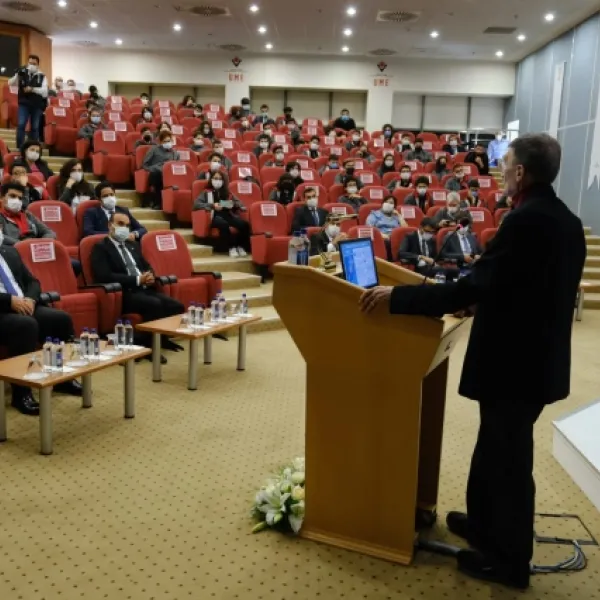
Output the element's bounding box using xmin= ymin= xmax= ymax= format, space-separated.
xmin=46 ymin=336 xmax=52 ymax=342
xmin=116 ymin=319 xmax=123 ymax=324
xmin=125 ymin=320 xmax=131 ymax=325
xmin=91 ymin=329 xmax=97 ymax=333
xmin=53 ymin=338 xmax=60 ymax=343
xmin=82 ymin=327 xmax=89 ymax=332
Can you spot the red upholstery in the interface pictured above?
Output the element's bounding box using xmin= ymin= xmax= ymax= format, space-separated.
xmin=357 ymin=203 xmax=382 ymax=225
xmin=16 ymin=239 xmax=98 ymax=336
xmin=44 ymin=106 xmax=77 ymax=155
xmin=356 ymin=170 xmax=381 ymax=187
xmin=467 ymin=207 xmax=494 ymax=237
xmin=249 ymin=202 xmax=292 ymax=270
xmin=323 ymin=202 xmax=357 ymax=233
xmin=161 ymin=161 xmax=196 ymax=222
xmin=141 ymin=231 xmax=221 ymax=305
xmin=91 ymin=130 xmax=134 ymax=184
xmin=328 ymin=184 xmax=345 ymax=203
xmin=1 ymin=83 xmax=19 ymax=127
xmin=430 ymin=189 xmax=449 ymax=205
xmin=230 ymin=181 xmax=263 ymax=209
xmin=494 ymin=208 xmax=509 ymax=226
xmin=390 ymin=227 xmax=418 ymax=262
xmin=320 ymin=169 xmax=343 ymax=189
xmin=260 ymin=166 xmax=285 ymax=185
xmin=229 ymin=150 xmax=258 ymax=167
xmin=230 ymin=164 xmax=260 ymax=182
xmin=484 ymin=190 xmax=504 ymax=213
xmin=347 ymin=226 xmax=387 ymax=260
xmin=398 ymin=205 xmax=425 ymax=227
xmin=46 ymin=175 xmax=59 ymax=200
xmin=472 ymin=175 xmax=498 ymax=190
xmin=480 ymin=228 xmax=498 ymax=248
xmin=27 ymin=201 xmax=79 ymax=258
xmin=360 ymin=186 xmax=388 ymax=203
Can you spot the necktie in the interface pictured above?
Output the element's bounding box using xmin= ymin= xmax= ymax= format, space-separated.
xmin=312 ymin=209 xmax=320 ymax=225
xmin=0 ymin=259 xmax=18 ymax=296
xmin=119 ymin=243 xmax=138 ymax=277
xmin=421 ymin=238 xmax=428 ymax=257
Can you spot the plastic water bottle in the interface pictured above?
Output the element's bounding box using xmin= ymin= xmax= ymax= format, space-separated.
xmin=89 ymin=329 xmax=100 ymax=360
xmin=52 ymin=338 xmax=63 ymax=372
xmin=79 ymin=328 xmax=90 ymax=358
xmin=218 ymin=295 xmax=227 ymax=321
xmin=300 ymin=228 xmax=311 ymax=263
xmin=288 ymin=231 xmax=300 ymax=264
xmin=434 ymin=272 xmax=447 ymax=285
xmin=188 ymin=302 xmax=197 ymax=328
xmin=124 ymin=320 xmax=134 ymax=348
xmin=296 ymin=229 xmax=310 ymax=266
xmin=42 ymin=337 xmax=53 ymax=372
xmin=114 ymin=319 xmax=125 ymax=350
xmin=196 ymin=304 xmax=205 ymax=327
xmin=211 ymin=298 xmax=219 ymax=322
xmin=240 ymin=293 xmax=248 ymax=315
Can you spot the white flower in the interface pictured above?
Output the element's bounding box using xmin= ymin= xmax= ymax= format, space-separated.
xmin=291 ymin=486 xmax=305 ymax=501
xmin=288 ymin=500 xmax=305 ymax=534
xmin=291 ymin=471 xmax=305 ymax=485
xmin=292 ymin=457 xmax=305 ymax=472
xmin=282 ymin=467 xmax=292 ymax=479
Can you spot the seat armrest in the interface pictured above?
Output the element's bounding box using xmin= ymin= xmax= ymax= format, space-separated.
xmin=39 ymin=291 xmax=61 ymax=305
xmin=194 ymin=271 xmax=222 ymax=280
xmin=264 ymin=232 xmax=273 ymax=239
xmin=156 ymin=275 xmax=178 ymax=285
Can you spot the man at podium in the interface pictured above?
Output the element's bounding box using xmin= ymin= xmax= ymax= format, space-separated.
xmin=359 ymin=134 xmax=586 ymax=590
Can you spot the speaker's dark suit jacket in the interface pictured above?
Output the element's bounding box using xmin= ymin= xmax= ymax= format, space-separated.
xmin=0 ymin=246 xmax=41 ymax=312
xmin=83 ymin=206 xmax=147 ymax=239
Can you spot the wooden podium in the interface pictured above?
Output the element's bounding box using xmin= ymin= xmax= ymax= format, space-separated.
xmin=272 ymin=256 xmax=468 ymax=565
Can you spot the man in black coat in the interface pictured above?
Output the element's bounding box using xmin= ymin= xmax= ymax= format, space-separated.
xmin=360 ymin=134 xmax=586 ymax=589
xmin=90 ymin=212 xmax=184 ymax=360
xmin=309 ymin=214 xmax=348 ymax=256
xmin=291 ymin=187 xmax=328 ymax=232
xmin=440 ymin=223 xmax=482 ymax=269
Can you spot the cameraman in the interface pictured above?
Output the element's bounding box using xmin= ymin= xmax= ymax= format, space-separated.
xmin=8 ymin=54 xmax=48 ymax=149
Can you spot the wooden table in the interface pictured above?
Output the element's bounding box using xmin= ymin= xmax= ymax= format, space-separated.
xmin=0 ymin=342 xmax=151 ymax=455
xmin=136 ymin=314 xmax=262 ymax=390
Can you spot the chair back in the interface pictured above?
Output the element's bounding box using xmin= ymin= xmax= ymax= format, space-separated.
xmin=27 ymin=201 xmax=79 ymax=247
xmin=249 ymin=202 xmax=289 ymax=236
xmin=141 ymin=231 xmax=193 ymax=279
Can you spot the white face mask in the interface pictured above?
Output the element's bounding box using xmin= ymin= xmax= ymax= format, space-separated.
xmin=381 ymin=202 xmax=394 ymax=214
xmin=212 ymin=179 xmax=223 ymax=189
xmin=162 ymin=142 xmax=173 ymax=150
xmin=417 ymin=187 xmax=427 ymax=196
xmin=402 ymin=139 xmax=410 ymax=146
xmin=259 ymin=141 xmax=269 ymax=148
xmin=449 ymin=140 xmax=458 ymax=147
xmin=275 ymin=153 xmax=284 ymax=161
xmin=384 ymin=160 xmax=394 ymax=167
xmin=347 ymin=186 xmax=358 ymax=195
xmin=113 ymin=226 xmax=129 ymax=242
xmin=27 ymin=64 xmax=38 ymax=74
xmin=102 ymin=195 xmax=117 ymax=211
xmin=455 ymin=171 xmax=463 ymax=179
xmin=448 ymin=206 xmax=459 ymax=214
xmin=421 ymin=232 xmax=434 ymax=241
xmin=26 ymin=150 xmax=40 ymax=162
xmin=496 ymin=134 xmax=503 ymax=141
xmin=290 ymin=169 xmax=299 ymax=178
xmin=400 ymin=172 xmax=410 ymax=180
xmin=214 ymin=147 xmax=224 ymax=155
xmin=459 ymin=226 xmax=470 ymax=236
xmin=264 ymin=129 xmax=272 ymax=136
xmin=194 ymin=138 xmax=203 ymax=145
xmin=310 ymin=143 xmax=319 ymax=150
xmin=6 ymin=196 xmax=22 ymax=213
xmin=326 ymin=225 xmax=340 ymax=238
xmin=352 ymin=134 xmax=360 ymax=141
xmin=210 ymin=162 xmax=221 ymax=172
xmin=71 ymin=171 xmax=83 ymax=182
xmin=306 ymin=198 xmax=318 ymax=208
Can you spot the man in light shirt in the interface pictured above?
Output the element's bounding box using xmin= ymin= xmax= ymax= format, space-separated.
xmin=487 ymin=131 xmax=509 ymax=167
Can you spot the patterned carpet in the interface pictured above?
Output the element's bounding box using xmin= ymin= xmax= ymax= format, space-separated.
xmin=0 ymin=314 xmax=599 ymax=600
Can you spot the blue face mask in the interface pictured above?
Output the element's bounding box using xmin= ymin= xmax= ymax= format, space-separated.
xmin=341 ymin=115 xmax=349 ymax=121
xmin=91 ymin=116 xmax=101 ymax=124
xmin=384 ymin=130 xmax=392 ymax=137
xmin=471 ymin=190 xmax=478 ymax=197
xmin=330 ymin=162 xmax=338 ymax=169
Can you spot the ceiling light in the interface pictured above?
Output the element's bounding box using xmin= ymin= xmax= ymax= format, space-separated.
xmin=495 ymin=50 xmax=504 ymax=57
xmin=517 ymin=34 xmax=526 ymax=41
xmin=265 ymin=43 xmax=273 ymax=50
xmin=544 ymin=13 xmax=555 ymax=22
xmin=346 ymin=7 xmax=356 ymax=16
xmin=173 ymin=23 xmax=182 ymax=32
xmin=343 ymin=28 xmax=353 ymax=37
xmin=342 ymin=46 xmax=350 ymax=53
xmin=115 ymin=38 xmax=123 ymax=46
xmin=258 ymin=25 xmax=267 ymax=34
xmin=57 ymin=0 xmax=67 ymax=7
xmin=90 ymin=21 xmax=98 ymax=28
xmin=430 ymin=30 xmax=439 ymax=38
xmin=249 ymin=4 xmax=259 ymax=12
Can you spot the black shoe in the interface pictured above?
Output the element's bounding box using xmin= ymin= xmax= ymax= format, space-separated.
xmin=212 ymin=333 xmax=229 ymax=341
xmin=12 ymin=392 xmax=40 ymax=416
xmin=162 ymin=339 xmax=184 ymax=352
xmin=135 ymin=353 xmax=167 ymax=364
xmin=446 ymin=511 xmax=470 ymax=541
xmin=53 ymin=379 xmax=83 ymax=397
xmin=457 ymin=549 xmax=530 ymax=590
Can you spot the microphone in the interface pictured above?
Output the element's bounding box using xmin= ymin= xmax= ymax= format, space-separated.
xmin=420 ymin=222 xmax=466 ymax=284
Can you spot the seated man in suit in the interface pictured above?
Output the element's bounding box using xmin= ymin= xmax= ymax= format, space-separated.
xmin=0 ymin=184 xmax=82 ymax=415
xmin=90 ymin=212 xmax=185 ymax=362
xmin=83 ymin=182 xmax=147 ymax=240
xmin=291 ymin=187 xmax=329 ymax=232
xmin=309 ymin=214 xmax=348 ymax=256
xmin=440 ymin=218 xmax=483 ymax=269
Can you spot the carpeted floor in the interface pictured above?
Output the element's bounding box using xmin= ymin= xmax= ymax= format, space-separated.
xmin=1 ymin=314 xmax=599 ymax=600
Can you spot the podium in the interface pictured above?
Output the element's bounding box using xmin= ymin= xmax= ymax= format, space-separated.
xmin=272 ymin=256 xmax=469 ymax=565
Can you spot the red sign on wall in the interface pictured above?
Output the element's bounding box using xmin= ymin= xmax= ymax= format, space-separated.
xmin=229 ymin=72 xmax=244 ymax=82
xmin=373 ymin=77 xmax=390 ymax=87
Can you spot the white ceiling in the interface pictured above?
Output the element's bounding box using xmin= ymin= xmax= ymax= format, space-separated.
xmin=1 ymin=0 xmax=599 ymax=61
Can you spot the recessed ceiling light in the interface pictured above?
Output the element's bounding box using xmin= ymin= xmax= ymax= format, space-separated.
xmin=342 ymin=46 xmax=350 ymax=53
xmin=265 ymin=43 xmax=273 ymax=50
xmin=115 ymin=38 xmax=123 ymax=46
xmin=517 ymin=34 xmax=526 ymax=41
xmin=249 ymin=4 xmax=259 ymax=12
xmin=430 ymin=30 xmax=439 ymax=38
xmin=544 ymin=12 xmax=555 ymax=22
xmin=346 ymin=7 xmax=356 ymax=16
xmin=495 ymin=50 xmax=504 ymax=57
xmin=343 ymin=28 xmax=353 ymax=37
xmin=57 ymin=0 xmax=67 ymax=7
xmin=90 ymin=21 xmax=98 ymax=28
xmin=258 ymin=25 xmax=267 ymax=34
xmin=173 ymin=23 xmax=182 ymax=32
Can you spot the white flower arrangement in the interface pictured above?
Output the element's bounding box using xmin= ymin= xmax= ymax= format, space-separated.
xmin=251 ymin=457 xmax=305 ymax=534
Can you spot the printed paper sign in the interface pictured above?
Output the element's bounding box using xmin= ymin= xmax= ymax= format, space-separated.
xmin=401 ymin=206 xmax=416 ymax=219
xmin=373 ymin=138 xmax=384 ymax=148
xmin=171 ymin=164 xmax=187 ymax=175
xmin=158 ymin=101 xmax=170 ymax=108
xmin=212 ymin=120 xmax=223 ymax=129
xmin=297 ymin=159 xmax=309 ymax=168
xmin=163 ymin=116 xmax=174 ymax=124
xmin=53 ymin=107 xmax=67 ymax=117
xmin=172 ymin=125 xmax=184 ymax=135
xmin=423 ymin=141 xmax=433 ymax=150
xmin=58 ymin=98 xmax=70 ymax=108
xmin=209 ymin=104 xmax=220 ymax=112
xmin=206 ymin=112 xmax=217 ymax=120
xmin=470 ymin=210 xmax=485 ymax=222
xmin=260 ymin=203 xmax=278 ymax=217
xmin=405 ymin=161 xmax=417 ymax=171
xmin=114 ymin=122 xmax=128 ymax=131
xmin=274 ymin=135 xmax=286 ymax=143
xmin=307 ymin=127 xmax=317 ymax=136
xmin=238 ymin=167 xmax=252 ymax=178
xmin=357 ymin=228 xmax=373 ymax=239
xmin=30 ymin=241 xmax=55 ymax=263
xmin=171 ymin=136 xmax=179 ymax=146
xmin=108 ymin=112 xmax=121 ymax=122
xmin=62 ymin=92 xmax=75 ymax=100
xmin=434 ymin=151 xmax=447 ymax=159
xmin=281 ymin=144 xmax=289 ymax=153
xmin=370 ymin=189 xmax=384 ymax=200
xmin=156 ymin=233 xmax=177 ymax=252
xmin=307 ymin=119 xmax=319 ymax=127
xmin=360 ymin=173 xmax=374 ymax=184
xmin=479 ymin=178 xmax=491 ymax=188
xmin=237 ymin=153 xmax=251 ymax=163
xmin=222 ymin=140 xmax=233 ymax=149
xmin=9 ymin=86 xmax=18 ymax=94
xmin=112 ymin=96 xmax=122 ymax=103
xmin=41 ymin=205 xmax=62 ymax=222
xmin=354 ymin=160 xmax=364 ymax=170
xmin=331 ymin=206 xmax=347 ymax=214
xmin=237 ymin=182 xmax=252 ymax=194
xmin=177 ymin=150 xmax=191 ymax=161
xmin=102 ymin=130 xmax=117 ymax=142
xmin=111 ymin=103 xmax=123 ymax=112
xmin=224 ymin=129 xmax=237 ymax=139
xmin=300 ymin=170 xmax=314 ymax=181
xmin=159 ymin=108 xmax=171 ymax=117
xmin=462 ymin=165 xmax=473 ymax=174
xmin=432 ymin=191 xmax=446 ymax=202
xmin=323 ymin=137 xmax=334 ymax=146
xmin=330 ymin=146 xmax=342 ymax=156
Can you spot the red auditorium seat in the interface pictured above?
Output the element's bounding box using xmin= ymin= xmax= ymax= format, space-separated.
xmin=27 ymin=201 xmax=79 ymax=258
xmin=472 ymin=175 xmax=498 ymax=190
xmin=249 ymin=202 xmax=292 ymax=275
xmin=230 ymin=164 xmax=260 ymax=183
xmin=141 ymin=231 xmax=222 ymax=306
xmin=288 ymin=155 xmax=316 ymax=170
xmin=109 ymin=121 xmax=134 ymax=134
xmin=322 ymin=202 xmax=357 ymax=232
xmin=260 ymin=166 xmax=285 ymax=185
xmin=173 ymin=148 xmax=198 ymax=169
xmin=1 ymin=84 xmax=19 ymax=128
xmin=358 ymin=203 xmax=381 ymax=225
xmin=347 ymin=226 xmax=387 ymax=260
xmin=468 ymin=207 xmax=494 ymax=237
xmin=360 ymin=186 xmax=387 ymax=203
xmin=161 ymin=161 xmax=196 ymax=223
xmin=16 ymin=239 xmax=98 ymax=336
xmin=392 ymin=188 xmax=414 ymax=206
xmin=320 ymin=169 xmax=342 ymax=189
xmin=229 ymin=150 xmax=258 ymax=168
xmin=357 ymin=171 xmax=381 ymax=187
xmin=398 ymin=205 xmax=425 ymax=227
xmin=229 ymin=181 xmax=263 ymax=209
xmin=44 ymin=106 xmax=77 ymax=155
xmin=90 ymin=130 xmax=134 ymax=185
xmin=480 ymin=228 xmax=498 ymax=248
xmin=390 ymin=227 xmax=418 ymax=264
xmin=494 ymin=208 xmax=509 ymax=226
xmin=431 ymin=189 xmax=449 ymax=205
xmin=294 ymin=183 xmax=328 ymax=206
xmin=485 ymin=190 xmax=504 ymax=212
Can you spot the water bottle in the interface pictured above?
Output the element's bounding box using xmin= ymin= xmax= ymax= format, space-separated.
xmin=79 ymin=328 xmax=90 ymax=358
xmin=240 ymin=293 xmax=248 ymax=315
xmin=42 ymin=337 xmax=53 ymax=372
xmin=196 ymin=304 xmax=205 ymax=327
xmin=53 ymin=338 xmax=63 ymax=372
xmin=124 ymin=320 xmax=134 ymax=348
xmin=218 ymin=295 xmax=227 ymax=321
xmin=188 ymin=302 xmax=197 ymax=328
xmin=210 ymin=297 xmax=219 ymax=322
xmin=288 ymin=231 xmax=301 ymax=264
xmin=114 ymin=319 xmax=125 ymax=350
xmin=89 ymin=329 xmax=100 ymax=359
xmin=203 ymin=305 xmax=210 ymax=325
xmin=297 ymin=229 xmax=310 ymax=266
xmin=434 ymin=272 xmax=447 ymax=285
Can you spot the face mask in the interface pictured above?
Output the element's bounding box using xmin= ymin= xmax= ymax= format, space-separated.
xmin=264 ymin=129 xmax=272 ymax=136
xmin=212 ymin=179 xmax=223 ymax=189
xmin=400 ymin=172 xmax=410 ymax=180
xmin=261 ymin=111 xmax=268 ymax=117
xmin=27 ymin=64 xmax=38 ymax=74
xmin=417 ymin=187 xmax=427 ymax=196
xmin=306 ymin=198 xmax=318 ymax=208
xmin=450 ymin=140 xmax=458 ymax=147
xmin=102 ymin=196 xmax=117 ymax=210
xmin=327 ymin=225 xmax=340 ymax=238
xmin=421 ymin=232 xmax=434 ymax=241
xmin=310 ymin=143 xmax=319 ymax=150
xmin=448 ymin=206 xmax=459 ymax=215
xmin=141 ymin=98 xmax=149 ymax=105
xmin=91 ymin=116 xmax=101 ymax=124
xmin=290 ymin=169 xmax=299 ymax=178
xmin=384 ymin=160 xmax=394 ymax=167
xmin=496 ymin=135 xmax=503 ymax=141
xmin=402 ymin=139 xmax=410 ymax=146
xmin=275 ymin=153 xmax=284 ymax=161
xmin=347 ymin=186 xmax=358 ymax=195
xmin=144 ymin=134 xmax=153 ymax=141
xmin=384 ymin=130 xmax=392 ymax=138
xmin=260 ymin=141 xmax=269 ymax=149
xmin=203 ymin=128 xmax=210 ymax=134
xmin=71 ymin=171 xmax=83 ymax=182
xmin=113 ymin=226 xmax=129 ymax=243
xmin=6 ymin=197 xmax=22 ymax=213
xmin=210 ymin=162 xmax=221 ymax=172
xmin=455 ymin=172 xmax=463 ymax=179
xmin=352 ymin=134 xmax=360 ymax=142
xmin=242 ymin=104 xmax=251 ymax=110
xmin=345 ymin=167 xmax=355 ymax=175
xmin=329 ymin=162 xmax=338 ymax=169
xmin=242 ymin=121 xmax=249 ymax=127
xmin=26 ymin=150 xmax=40 ymax=162
xmin=381 ymin=202 xmax=394 ymax=214
xmin=471 ymin=190 xmax=478 ymax=198
xmin=162 ymin=142 xmax=173 ymax=150
xmin=459 ymin=227 xmax=470 ymax=236
xmin=341 ymin=115 xmax=349 ymax=121
xmin=194 ymin=138 xmax=203 ymax=145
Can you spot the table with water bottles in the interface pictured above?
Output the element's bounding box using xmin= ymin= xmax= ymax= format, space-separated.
xmin=136 ymin=292 xmax=262 ymax=391
xmin=0 ymin=337 xmax=151 ymax=455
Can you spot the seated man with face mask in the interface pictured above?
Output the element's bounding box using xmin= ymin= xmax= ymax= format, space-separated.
xmin=78 ymin=107 xmax=106 ymax=152
xmin=434 ymin=192 xmax=472 ymax=228
xmin=197 ymin=153 xmax=225 ymax=181
xmin=406 ymin=138 xmax=433 ymax=163
xmin=335 ymin=159 xmax=364 ymax=189
xmin=318 ymin=154 xmax=340 ymax=177
xmin=269 ymin=174 xmax=296 ymax=205
xmin=440 ymin=218 xmax=483 ymax=269
xmin=309 ymin=214 xmax=348 ymax=256
xmin=9 ymin=163 xmax=49 ymax=204
xmin=90 ymin=212 xmax=185 ymax=362
xmin=404 ymin=176 xmax=433 ymax=212
xmin=346 ymin=131 xmax=363 ymax=151
xmin=264 ymin=146 xmax=286 ymax=168
xmin=254 ymin=134 xmax=272 ymax=158
xmin=211 ymin=140 xmax=233 ymax=170
xmin=83 ymin=182 xmax=147 ymax=239
xmin=337 ymin=177 xmax=367 ymax=213
xmin=445 ymin=164 xmax=469 ymax=192
xmin=291 ymin=187 xmax=329 ymax=232
xmin=135 ymin=127 xmax=156 ymax=149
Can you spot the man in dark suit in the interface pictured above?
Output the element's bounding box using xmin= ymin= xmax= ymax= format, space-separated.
xmin=360 ymin=134 xmax=586 ymax=589
xmin=0 ymin=183 xmax=81 ymax=415
xmin=440 ymin=220 xmax=482 ymax=269
xmin=90 ymin=212 xmax=184 ymax=361
xmin=83 ymin=182 xmax=147 ymax=239
xmin=309 ymin=214 xmax=348 ymax=256
xmin=291 ymin=187 xmax=328 ymax=232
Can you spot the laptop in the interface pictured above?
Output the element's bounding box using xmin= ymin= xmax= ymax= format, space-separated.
xmin=338 ymin=238 xmax=380 ymax=289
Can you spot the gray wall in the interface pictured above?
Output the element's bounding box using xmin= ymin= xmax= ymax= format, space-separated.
xmin=505 ymin=12 xmax=600 ymax=231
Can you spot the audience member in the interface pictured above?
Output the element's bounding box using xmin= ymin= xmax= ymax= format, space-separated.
xmin=254 ymin=133 xmax=272 ymax=158
xmin=138 ymin=107 xmax=154 ymax=125
xmin=253 ymin=104 xmax=275 ymax=127
xmin=404 ymin=176 xmax=433 ymax=212
xmin=292 ymin=187 xmax=328 ymax=230
xmin=434 ymin=192 xmax=472 ymax=227
xmin=382 ymin=124 xmax=394 ymax=141
xmin=306 ymin=136 xmax=321 ymax=160
xmin=487 ymin=131 xmax=509 ymax=167
xmin=238 ymin=117 xmax=253 ymax=135
xmin=279 ymin=106 xmax=295 ymax=125
xmin=333 ymin=108 xmax=356 ymax=132
xmin=189 ymin=131 xmax=206 ymax=153
xmin=285 ymin=162 xmax=304 ymax=188
xmin=88 ymin=85 xmax=105 ymax=109
xmin=388 ymin=165 xmax=413 ymax=191
xmin=286 ymin=120 xmax=303 ymax=146
xmin=192 ymin=171 xmax=249 ymax=258
xmin=211 ymin=140 xmax=233 ymax=169
xmin=13 ymin=139 xmax=53 ymax=181
xmin=445 ymin=164 xmax=469 ymax=191
xmin=51 ymin=76 xmax=64 ymax=96
xmin=192 ymin=105 xmax=203 ymax=119
xmin=240 ymin=97 xmax=252 ymax=117
xmin=406 ymin=138 xmax=433 ymax=163
xmin=346 ymin=131 xmax=363 ymax=151
xmin=495 ymin=194 xmax=512 ymax=211
xmin=309 ymin=214 xmax=347 ymax=255
xmin=269 ymin=174 xmax=296 ymax=205
xmin=465 ymin=143 xmax=489 ymax=175
xmin=142 ymin=129 xmax=180 ymax=209
xmin=135 ymin=127 xmax=156 ymax=149
xmin=139 ymin=93 xmax=151 ymax=107
xmin=229 ymin=105 xmax=243 ymax=124
xmin=83 ymin=182 xmax=147 ymax=240
xmin=8 ymin=163 xmax=48 ymax=204
xmin=319 ymin=154 xmax=341 ymax=176
xmin=57 ymin=159 xmax=96 ymax=208
xmin=366 ymin=195 xmax=408 ymax=258
xmin=264 ymin=146 xmax=286 ymax=167
xmin=465 ymin=179 xmax=486 ymax=207
xmin=442 ymin=134 xmax=465 ymax=156
xmin=78 ymin=107 xmax=106 ymax=152
xmin=197 ymin=153 xmax=224 ymax=181
xmin=335 ymin=159 xmax=363 ymax=189
xmin=181 ymin=95 xmax=197 ymax=108
xmin=199 ymin=121 xmax=215 ymax=140
xmin=434 ymin=156 xmax=451 ymax=180
xmin=396 ymin=135 xmax=413 ymax=154
xmin=259 ymin=123 xmax=274 ymax=141
xmin=440 ymin=218 xmax=482 ymax=269
xmin=356 ymin=144 xmax=374 ymax=163
xmin=337 ymin=177 xmax=367 ymax=212
xmin=378 ymin=153 xmax=396 ymax=178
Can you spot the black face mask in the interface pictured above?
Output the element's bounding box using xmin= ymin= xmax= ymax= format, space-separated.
xmin=415 ymin=145 xmax=422 ymax=151
xmin=346 ymin=167 xmax=355 ymax=175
